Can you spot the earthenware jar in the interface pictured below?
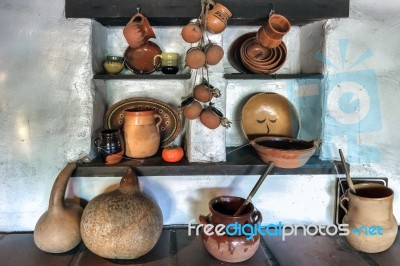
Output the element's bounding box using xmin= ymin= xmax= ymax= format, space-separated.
xmin=193 ymin=82 xmax=221 ymax=103
xmin=94 ymin=129 xmax=123 ymax=165
xmin=340 ymin=183 xmax=398 ymax=253
xmin=124 ymin=109 xmax=161 ymax=158
xmin=199 ymin=195 xmax=262 ymax=263
xmin=123 ymin=9 xmax=156 ymax=49
xmin=204 ymin=3 xmax=232 ymax=34
xmin=181 ymin=97 xmax=202 ymax=120
xmin=200 ymin=106 xmax=228 ymax=129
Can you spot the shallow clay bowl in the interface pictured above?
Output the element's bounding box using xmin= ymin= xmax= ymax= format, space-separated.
xmin=124 ymin=41 xmax=162 ymax=74
xmin=250 ymin=136 xmax=318 ymax=168
xmin=228 ymin=32 xmax=256 ymax=73
xmin=240 ymin=38 xmax=277 ymax=67
xmin=267 ymin=41 xmax=287 ymax=73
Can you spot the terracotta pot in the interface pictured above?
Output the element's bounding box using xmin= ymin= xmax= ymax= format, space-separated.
xmin=199 ymin=195 xmax=262 ymax=263
xmin=124 ymin=109 xmax=161 ymax=158
xmin=204 ymin=3 xmax=232 ymax=34
xmin=185 ymin=47 xmax=206 ymax=69
xmin=200 ymin=106 xmax=223 ymax=129
xmin=80 ymin=168 xmax=163 ymax=259
xmin=181 ymin=97 xmax=202 ymax=120
xmin=340 ymin=183 xmax=398 ymax=253
xmin=34 ymin=163 xmax=82 ymax=253
xmin=256 ymin=25 xmax=282 ymax=49
xmin=181 ymin=19 xmax=202 ymax=43
xmin=250 ymin=136 xmax=318 ymax=168
xmin=123 ymin=12 xmax=156 ymax=49
xmin=193 ymin=83 xmax=220 ymax=103
xmin=264 ymin=14 xmax=291 ymax=40
xmin=204 ymin=43 xmax=224 ymax=65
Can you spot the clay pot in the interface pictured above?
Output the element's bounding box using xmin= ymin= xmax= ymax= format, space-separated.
xmin=181 ymin=97 xmax=202 ymax=120
xmin=34 ymin=163 xmax=83 ymax=253
xmin=181 ymin=19 xmax=202 ymax=43
xmin=193 ymin=83 xmax=220 ymax=103
xmin=204 ymin=43 xmax=224 ymax=65
xmin=124 ymin=109 xmax=161 ymax=158
xmin=256 ymin=25 xmax=282 ymax=49
xmin=340 ymin=183 xmax=398 ymax=253
xmin=124 ymin=42 xmax=162 ymax=74
xmin=94 ymin=129 xmax=123 ymax=165
xmin=250 ymin=136 xmax=318 ymax=168
xmin=80 ymin=168 xmax=163 ymax=259
xmin=123 ymin=12 xmax=156 ymax=49
xmin=204 ymin=3 xmax=232 ymax=34
xmin=264 ymin=14 xmax=291 ymax=40
xmin=199 ymin=196 xmax=262 ymax=263
xmin=185 ymin=47 xmax=206 ymax=69
xmin=200 ymin=106 xmax=224 ymax=129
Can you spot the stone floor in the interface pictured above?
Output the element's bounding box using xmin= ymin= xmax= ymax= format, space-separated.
xmin=1 ymin=227 xmax=399 ymax=266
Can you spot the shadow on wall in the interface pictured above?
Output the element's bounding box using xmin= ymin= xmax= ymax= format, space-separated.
xmin=188 ymin=187 xmax=235 ymax=222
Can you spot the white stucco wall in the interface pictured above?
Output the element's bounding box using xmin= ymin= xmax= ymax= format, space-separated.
xmin=0 ymin=0 xmax=400 ymax=231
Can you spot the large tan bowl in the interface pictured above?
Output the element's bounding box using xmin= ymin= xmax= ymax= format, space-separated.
xmin=241 ymin=92 xmax=300 ymax=140
xmin=250 ymin=136 xmax=318 ymax=168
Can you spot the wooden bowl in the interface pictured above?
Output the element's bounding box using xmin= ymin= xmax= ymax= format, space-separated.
xmin=250 ymin=136 xmax=318 ymax=168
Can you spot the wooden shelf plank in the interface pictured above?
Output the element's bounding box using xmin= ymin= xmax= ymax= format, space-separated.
xmin=72 ymin=146 xmax=346 ymax=177
xmin=65 ymin=0 xmax=349 ymax=26
xmin=224 ymin=73 xmax=323 ymax=80
xmin=94 ymin=73 xmax=191 ymax=80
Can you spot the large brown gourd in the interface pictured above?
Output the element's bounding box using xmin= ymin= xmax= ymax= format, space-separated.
xmin=34 ymin=163 xmax=83 ymax=253
xmin=80 ymin=167 xmax=163 ymax=259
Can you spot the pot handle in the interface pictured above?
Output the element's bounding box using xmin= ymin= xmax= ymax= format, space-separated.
xmin=94 ymin=138 xmax=101 ymax=148
xmin=199 ymin=214 xmax=211 ymax=225
xmin=154 ymin=114 xmax=162 ymax=133
xmin=251 ymin=209 xmax=263 ymax=224
xmin=339 ymin=190 xmax=350 ymax=214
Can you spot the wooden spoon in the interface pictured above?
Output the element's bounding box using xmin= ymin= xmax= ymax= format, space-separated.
xmin=233 ymin=162 xmax=274 ymax=216
xmin=339 ymin=149 xmax=356 ymax=194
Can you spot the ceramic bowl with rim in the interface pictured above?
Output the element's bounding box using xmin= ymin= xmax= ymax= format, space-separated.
xmin=250 ymin=136 xmax=319 ymax=168
xmin=241 ymin=92 xmax=300 ymax=140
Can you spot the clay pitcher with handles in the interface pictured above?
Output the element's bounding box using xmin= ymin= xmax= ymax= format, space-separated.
xmin=340 ymin=183 xmax=398 ymax=253
xmin=123 ymin=109 xmax=162 ymax=158
xmin=123 ymin=8 xmax=156 ymax=49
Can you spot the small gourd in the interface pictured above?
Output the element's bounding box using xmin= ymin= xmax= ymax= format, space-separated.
xmin=34 ymin=163 xmax=82 ymax=253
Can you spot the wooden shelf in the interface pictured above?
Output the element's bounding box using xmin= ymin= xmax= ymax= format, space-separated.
xmin=72 ymin=146 xmax=346 ymax=177
xmin=65 ymin=0 xmax=349 ymax=26
xmin=94 ymin=73 xmax=191 ymax=80
xmin=224 ymin=73 xmax=323 ymax=80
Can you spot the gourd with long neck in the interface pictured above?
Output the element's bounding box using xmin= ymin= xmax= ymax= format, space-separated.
xmin=34 ymin=163 xmax=82 ymax=253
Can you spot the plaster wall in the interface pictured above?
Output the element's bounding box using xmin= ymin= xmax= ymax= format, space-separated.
xmin=0 ymin=0 xmax=400 ymax=231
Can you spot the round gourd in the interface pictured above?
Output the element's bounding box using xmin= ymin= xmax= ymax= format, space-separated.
xmin=80 ymin=168 xmax=163 ymax=259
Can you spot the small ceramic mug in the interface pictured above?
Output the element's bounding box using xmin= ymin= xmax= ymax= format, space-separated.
xmin=154 ymin=52 xmax=179 ymax=74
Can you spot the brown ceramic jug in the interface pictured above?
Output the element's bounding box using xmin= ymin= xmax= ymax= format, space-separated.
xmin=123 ymin=10 xmax=156 ymax=49
xmin=340 ymin=183 xmax=398 ymax=253
xmin=124 ymin=109 xmax=161 ymax=158
xmin=199 ymin=195 xmax=262 ymax=263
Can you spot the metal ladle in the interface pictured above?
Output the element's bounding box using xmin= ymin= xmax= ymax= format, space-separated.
xmin=233 ymin=162 xmax=274 ymax=216
xmin=339 ymin=149 xmax=356 ymax=194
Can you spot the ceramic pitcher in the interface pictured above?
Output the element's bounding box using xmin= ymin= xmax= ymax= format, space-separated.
xmin=340 ymin=183 xmax=398 ymax=253
xmin=123 ymin=109 xmax=161 ymax=158
xmin=123 ymin=11 xmax=156 ymax=49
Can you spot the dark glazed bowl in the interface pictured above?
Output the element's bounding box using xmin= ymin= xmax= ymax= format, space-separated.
xmin=251 ymin=136 xmax=319 ymax=168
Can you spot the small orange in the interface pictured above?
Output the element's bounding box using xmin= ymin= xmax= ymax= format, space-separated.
xmin=162 ymin=146 xmax=185 ymax=163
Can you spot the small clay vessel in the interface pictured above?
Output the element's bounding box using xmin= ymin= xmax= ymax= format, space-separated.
xmin=193 ymin=83 xmax=221 ymax=103
xmin=204 ymin=43 xmax=224 ymax=65
xmin=124 ymin=109 xmax=161 ymax=158
xmin=34 ymin=163 xmax=83 ymax=253
xmin=340 ymin=183 xmax=398 ymax=253
xmin=199 ymin=196 xmax=262 ymax=263
xmin=185 ymin=47 xmax=206 ymax=69
xmin=200 ymin=106 xmax=224 ymax=129
xmin=123 ymin=10 xmax=156 ymax=49
xmin=181 ymin=19 xmax=202 ymax=43
xmin=80 ymin=168 xmax=163 ymax=259
xmin=204 ymin=3 xmax=232 ymax=34
xmin=181 ymin=97 xmax=202 ymax=120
